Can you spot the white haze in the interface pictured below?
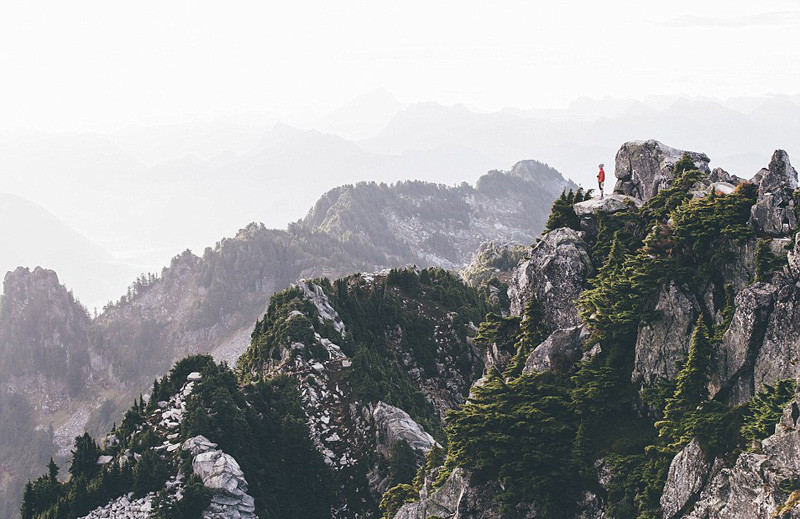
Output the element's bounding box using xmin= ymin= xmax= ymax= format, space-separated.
xmin=0 ymin=1 xmax=799 ymax=310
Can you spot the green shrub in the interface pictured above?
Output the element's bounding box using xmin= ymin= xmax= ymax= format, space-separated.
xmin=742 ymin=379 xmax=796 ymax=445
xmin=379 ymin=484 xmax=417 ymax=519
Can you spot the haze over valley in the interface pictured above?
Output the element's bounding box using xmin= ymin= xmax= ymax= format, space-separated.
xmin=3 ymin=91 xmax=800 ymax=309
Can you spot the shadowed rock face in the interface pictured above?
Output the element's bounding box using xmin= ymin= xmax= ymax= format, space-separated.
xmin=632 ymin=282 xmax=700 ymax=386
xmin=614 ymin=139 xmax=710 ymax=201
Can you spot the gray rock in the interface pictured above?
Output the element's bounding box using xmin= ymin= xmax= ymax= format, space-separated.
xmin=754 ymin=282 xmax=800 ymax=392
xmin=508 ymin=228 xmax=595 ymax=330
xmin=632 ymin=282 xmax=700 ymax=386
xmin=749 ymin=150 xmax=799 ymax=236
xmin=183 ymin=435 xmax=219 ymax=456
xmin=394 ymin=468 xmax=506 ymax=519
xmin=789 ymin=233 xmax=800 ymax=278
xmin=373 ymin=401 xmax=437 ymax=459
xmin=684 ymin=395 xmax=800 ymax=518
xmin=193 ymin=450 xmax=248 ymax=495
xmin=614 ymin=140 xmax=710 ymax=201
xmin=573 ymin=194 xmax=643 ymax=216
xmin=523 ymin=325 xmax=591 ymax=374
xmin=660 ymin=439 xmax=713 ymax=519
xmin=708 ymin=167 xmax=734 ymax=184
xmin=711 ymin=282 xmax=777 ymax=404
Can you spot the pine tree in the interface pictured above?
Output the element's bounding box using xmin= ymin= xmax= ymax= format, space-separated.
xmin=504 ymin=295 xmax=550 ymax=377
xmin=20 ymin=481 xmax=34 ymax=519
xmin=389 ymin=440 xmax=418 ymax=486
xmin=69 ymin=433 xmax=100 ymax=480
xmin=48 ymin=458 xmax=59 ymax=482
xmin=656 ymin=316 xmax=713 ymax=448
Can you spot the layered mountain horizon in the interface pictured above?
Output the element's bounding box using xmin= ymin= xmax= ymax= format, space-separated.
xmin=3 ymin=91 xmax=799 ymax=310
xmin=17 ymin=138 xmax=800 ymax=519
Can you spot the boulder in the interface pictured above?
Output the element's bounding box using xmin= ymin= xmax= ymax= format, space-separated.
xmin=709 ymin=167 xmax=734 ymax=184
xmin=523 ymin=325 xmax=591 ymax=374
xmin=749 ymin=150 xmax=799 ymax=236
xmin=373 ymin=401 xmax=437 ymax=460
xmin=573 ymin=194 xmax=642 ymax=216
xmin=661 ymin=439 xmax=713 ymax=519
xmin=614 ymin=140 xmax=710 ymax=201
xmin=508 ymin=228 xmax=595 ymax=330
xmin=632 ymin=282 xmax=700 ymax=386
xmin=193 ymin=450 xmax=248 ymax=495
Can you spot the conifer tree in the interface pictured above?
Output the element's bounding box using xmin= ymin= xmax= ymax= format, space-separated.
xmin=48 ymin=458 xmax=59 ymax=482
xmin=656 ymin=316 xmax=713 ymax=447
xmin=505 ymin=295 xmax=549 ymax=377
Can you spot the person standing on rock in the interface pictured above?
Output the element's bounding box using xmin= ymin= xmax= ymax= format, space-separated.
xmin=597 ymin=163 xmax=606 ymax=199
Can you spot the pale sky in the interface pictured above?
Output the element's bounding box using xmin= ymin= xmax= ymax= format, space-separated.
xmin=2 ymin=0 xmax=799 ymax=130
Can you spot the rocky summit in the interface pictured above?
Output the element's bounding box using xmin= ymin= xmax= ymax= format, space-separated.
xmin=21 ymin=139 xmax=800 ymax=519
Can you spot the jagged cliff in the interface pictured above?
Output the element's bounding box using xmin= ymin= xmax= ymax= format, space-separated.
xmin=394 ymin=141 xmax=800 ymax=519
xmin=22 ymin=268 xmax=496 ymax=518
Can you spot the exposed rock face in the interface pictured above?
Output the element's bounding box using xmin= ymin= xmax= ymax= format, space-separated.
xmin=373 ymin=402 xmax=437 ymax=459
xmin=711 ymin=282 xmax=777 ymax=404
xmin=394 ymin=468 xmax=506 ymax=519
xmin=614 ymin=140 xmax=710 ymax=201
xmin=371 ymin=402 xmax=438 ymax=494
xmin=682 ymin=395 xmax=800 ymax=518
xmin=789 ymin=233 xmax=800 ymax=278
xmin=754 ymin=282 xmax=800 ymax=392
xmin=508 ymin=228 xmax=595 ymax=330
xmin=633 ymin=282 xmax=700 ymax=386
xmin=660 ymin=439 xmax=713 ymax=519
xmin=750 ymin=149 xmax=799 ymax=236
xmin=523 ymin=325 xmax=590 ymax=374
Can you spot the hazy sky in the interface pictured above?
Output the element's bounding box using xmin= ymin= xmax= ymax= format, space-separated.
xmin=2 ymin=0 xmax=799 ymax=130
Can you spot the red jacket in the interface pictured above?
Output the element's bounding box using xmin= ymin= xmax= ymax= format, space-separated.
xmin=598 ymin=168 xmax=605 ymax=182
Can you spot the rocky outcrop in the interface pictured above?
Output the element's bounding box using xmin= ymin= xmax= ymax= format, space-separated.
xmin=523 ymin=325 xmax=591 ymax=374
xmin=79 ymin=491 xmax=158 ymax=519
xmin=508 ymin=228 xmax=595 ymax=330
xmin=754 ymin=281 xmax=800 ymax=393
xmin=573 ymin=194 xmax=642 ymax=217
xmin=660 ymin=439 xmax=713 ymax=519
xmin=394 ymin=468 xmax=507 ymax=519
xmin=633 ymin=282 xmax=700 ymax=386
xmin=682 ymin=394 xmax=800 ymax=518
xmin=711 ymin=282 xmax=777 ymax=404
xmin=186 ymin=438 xmax=257 ymax=519
xmin=373 ymin=402 xmax=437 ymax=459
xmin=371 ymin=402 xmax=438 ymax=495
xmin=614 ymin=140 xmax=710 ymax=201
xmin=750 ymin=150 xmax=799 ymax=236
